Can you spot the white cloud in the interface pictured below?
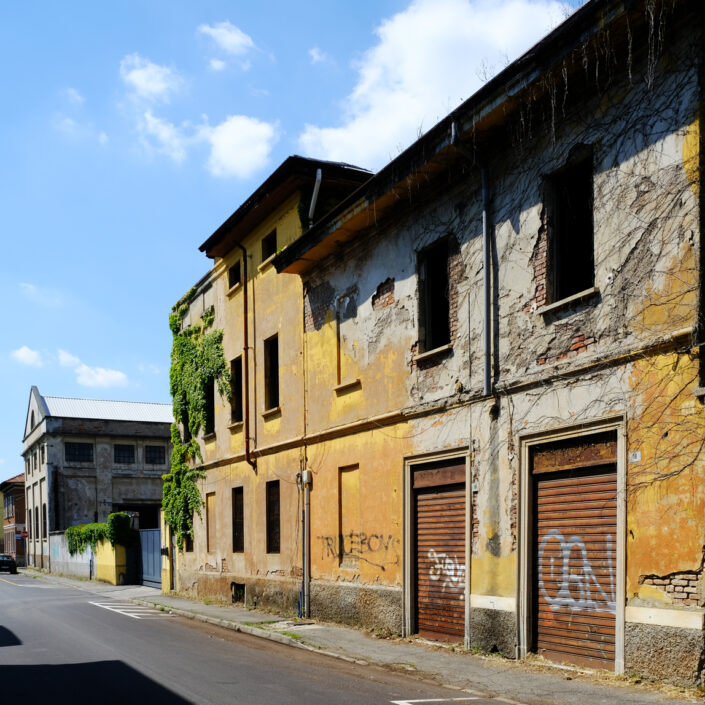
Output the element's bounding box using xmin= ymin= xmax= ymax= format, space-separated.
xmin=52 ymin=113 xmax=79 ymax=135
xmin=198 ymin=21 xmax=255 ymax=56
xmin=120 ymin=53 xmax=182 ymax=103
xmin=20 ymin=282 xmax=62 ymax=307
xmin=98 ymin=132 xmax=109 ymax=144
xmin=58 ymin=349 xmax=81 ymax=367
xmin=65 ymin=87 xmax=84 ymax=105
xmin=75 ymin=364 xmax=128 ymax=388
xmin=140 ymin=111 xmax=187 ymax=163
xmin=11 ymin=346 xmax=43 ymax=367
xmin=299 ymin=0 xmax=570 ymax=169
xmin=200 ymin=115 xmax=278 ymax=179
xmin=209 ymin=58 xmax=226 ymax=72
xmin=57 ymin=348 xmax=128 ymax=387
xmin=309 ymin=47 xmax=328 ymax=65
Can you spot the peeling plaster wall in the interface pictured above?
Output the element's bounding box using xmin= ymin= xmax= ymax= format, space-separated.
xmin=175 ymin=4 xmax=705 ymax=676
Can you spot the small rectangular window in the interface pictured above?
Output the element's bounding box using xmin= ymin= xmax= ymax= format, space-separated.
xmin=114 ymin=444 xmax=135 ymax=464
xmin=231 ymin=356 xmax=243 ymax=423
xmin=42 ymin=503 xmax=47 ymax=538
xmin=206 ymin=492 xmax=216 ymax=553
xmin=145 ymin=445 xmax=166 ymax=465
xmin=65 ymin=442 xmax=93 ymax=463
xmin=228 ymin=260 xmax=241 ymax=290
xmin=261 ymin=229 xmax=277 ymax=261
xmin=205 ymin=376 xmax=215 ymax=435
xmin=546 ymin=146 xmax=594 ymax=302
xmin=27 ymin=510 xmax=31 ymax=540
xmin=418 ymin=239 xmax=451 ymax=352
xmin=266 ymin=480 xmax=280 ymax=554
xmin=264 ymin=335 xmax=279 ymax=411
xmin=232 ymin=487 xmax=244 ymax=553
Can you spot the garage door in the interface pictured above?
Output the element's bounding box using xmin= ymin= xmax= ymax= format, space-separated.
xmin=533 ymin=434 xmax=617 ymax=669
xmin=414 ymin=460 xmax=466 ymax=641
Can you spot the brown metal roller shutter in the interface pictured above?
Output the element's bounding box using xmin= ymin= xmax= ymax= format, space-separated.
xmin=414 ymin=461 xmax=466 ymax=641
xmin=534 ymin=468 xmax=617 ymax=669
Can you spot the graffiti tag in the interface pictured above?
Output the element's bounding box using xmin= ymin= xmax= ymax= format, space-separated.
xmin=538 ymin=529 xmax=616 ymax=614
xmin=427 ymin=549 xmax=465 ymax=592
xmin=317 ymin=531 xmax=400 ymax=571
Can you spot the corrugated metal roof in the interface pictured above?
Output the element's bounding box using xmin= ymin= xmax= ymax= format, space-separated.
xmin=42 ymin=396 xmax=173 ymax=423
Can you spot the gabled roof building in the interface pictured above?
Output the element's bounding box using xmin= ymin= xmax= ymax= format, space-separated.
xmin=22 ymin=386 xmax=173 ymax=569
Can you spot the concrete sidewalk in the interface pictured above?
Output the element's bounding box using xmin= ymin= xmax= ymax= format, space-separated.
xmin=25 ymin=569 xmax=701 ymax=705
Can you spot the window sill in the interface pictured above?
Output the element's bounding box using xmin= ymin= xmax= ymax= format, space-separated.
xmin=262 ymin=406 xmax=281 ymax=420
xmin=334 ymin=378 xmax=361 ymax=395
xmin=413 ymin=343 xmax=453 ymax=364
xmin=226 ymin=282 xmax=242 ymax=298
xmin=203 ymin=432 xmax=216 ymax=441
xmin=258 ymin=254 xmax=276 ymax=273
xmin=535 ymin=286 xmax=600 ymax=315
xmin=228 ymin=420 xmax=244 ymax=432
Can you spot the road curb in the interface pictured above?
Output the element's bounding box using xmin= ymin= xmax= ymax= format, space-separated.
xmin=130 ymin=597 xmax=368 ymax=667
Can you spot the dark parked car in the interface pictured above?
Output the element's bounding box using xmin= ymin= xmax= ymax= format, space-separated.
xmin=0 ymin=554 xmax=18 ymax=574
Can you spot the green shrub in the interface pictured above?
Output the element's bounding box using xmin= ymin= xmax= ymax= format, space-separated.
xmin=65 ymin=512 xmax=138 ymax=555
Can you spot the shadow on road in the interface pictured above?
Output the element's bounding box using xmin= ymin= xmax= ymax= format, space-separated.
xmin=0 ymin=661 xmax=193 ymax=703
xmin=0 ymin=626 xmax=21 ymax=647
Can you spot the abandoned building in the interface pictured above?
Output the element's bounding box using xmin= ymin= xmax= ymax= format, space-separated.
xmin=1 ymin=473 xmax=26 ymax=566
xmin=167 ymin=0 xmax=705 ymax=685
xmin=22 ymin=385 xmax=173 ymax=569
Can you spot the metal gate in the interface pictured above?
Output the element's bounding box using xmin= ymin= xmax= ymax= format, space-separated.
xmin=413 ymin=460 xmax=466 ymax=641
xmin=533 ymin=434 xmax=617 ymax=669
xmin=139 ymin=528 xmax=162 ymax=588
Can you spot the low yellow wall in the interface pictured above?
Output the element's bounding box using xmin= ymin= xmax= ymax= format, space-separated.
xmin=95 ymin=541 xmax=127 ymax=585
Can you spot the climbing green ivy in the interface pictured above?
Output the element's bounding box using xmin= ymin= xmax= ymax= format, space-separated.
xmin=163 ymin=289 xmax=230 ymax=549
xmin=65 ymin=512 xmax=137 ymax=555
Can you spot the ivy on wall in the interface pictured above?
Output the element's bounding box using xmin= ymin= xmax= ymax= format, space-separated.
xmin=163 ymin=288 xmax=230 ymax=549
xmin=66 ymin=512 xmax=137 ymax=555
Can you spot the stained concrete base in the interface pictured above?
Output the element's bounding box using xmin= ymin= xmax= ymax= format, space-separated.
xmin=175 ymin=571 xmax=402 ymax=629
xmin=469 ymin=607 xmax=516 ymax=657
xmin=624 ymin=622 xmax=704 ymax=686
xmin=311 ymin=580 xmax=402 ymax=633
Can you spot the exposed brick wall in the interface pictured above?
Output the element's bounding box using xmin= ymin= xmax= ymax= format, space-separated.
xmin=639 ymin=555 xmax=704 ymax=607
xmin=523 ymin=218 xmax=549 ymax=313
xmin=372 ymin=278 xmax=395 ymax=310
xmin=537 ymin=333 xmax=597 ymax=365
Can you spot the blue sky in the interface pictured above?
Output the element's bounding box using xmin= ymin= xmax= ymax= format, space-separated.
xmin=0 ymin=0 xmax=585 ymax=482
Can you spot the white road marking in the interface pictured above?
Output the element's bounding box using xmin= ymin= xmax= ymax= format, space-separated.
xmin=89 ymin=601 xmax=175 ymax=619
xmin=390 ymin=699 xmax=479 ymax=704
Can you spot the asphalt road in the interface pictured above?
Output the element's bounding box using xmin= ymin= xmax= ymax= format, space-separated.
xmin=0 ymin=573 xmax=498 ymax=705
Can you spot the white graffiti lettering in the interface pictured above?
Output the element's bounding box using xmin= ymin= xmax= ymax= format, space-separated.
xmin=427 ymin=549 xmax=465 ymax=592
xmin=538 ymin=529 xmax=616 ymax=614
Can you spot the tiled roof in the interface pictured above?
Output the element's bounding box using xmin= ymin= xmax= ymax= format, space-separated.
xmin=42 ymin=396 xmax=173 ymax=423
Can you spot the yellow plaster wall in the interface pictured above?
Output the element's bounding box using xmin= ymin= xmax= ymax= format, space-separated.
xmin=95 ymin=541 xmax=126 ymax=586
xmin=626 ymin=352 xmax=705 ymax=602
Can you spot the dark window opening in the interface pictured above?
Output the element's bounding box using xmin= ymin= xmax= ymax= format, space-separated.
xmin=145 ymin=445 xmax=166 ymax=465
xmin=266 ymin=480 xmax=280 ymax=554
xmin=546 ymin=147 xmax=594 ymax=302
xmin=34 ymin=507 xmax=39 ymax=539
xmin=31 ymin=411 xmax=35 ymax=428
xmin=232 ymin=486 xmax=244 ymax=553
xmin=42 ymin=503 xmax=47 ymax=538
xmin=264 ymin=335 xmax=279 ymax=410
xmin=231 ymin=357 xmax=243 ymax=423
xmin=27 ymin=510 xmax=31 ymax=540
xmin=205 ymin=376 xmax=215 ymax=435
xmin=228 ymin=260 xmax=242 ymax=289
xmin=262 ymin=229 xmax=277 ymax=261
xmin=114 ymin=444 xmax=135 ymax=464
xmin=418 ymin=238 xmax=451 ymax=351
xmin=65 ymin=442 xmax=93 ymax=463
xmin=182 ymin=410 xmax=192 ymax=443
